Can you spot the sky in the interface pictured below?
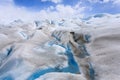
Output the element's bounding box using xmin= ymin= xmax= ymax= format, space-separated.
xmin=0 ymin=0 xmax=120 ymax=22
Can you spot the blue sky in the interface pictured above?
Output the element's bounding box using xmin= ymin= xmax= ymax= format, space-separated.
xmin=0 ymin=0 xmax=120 ymax=22
xmin=12 ymin=0 xmax=120 ymax=14
xmin=13 ymin=0 xmax=80 ymax=11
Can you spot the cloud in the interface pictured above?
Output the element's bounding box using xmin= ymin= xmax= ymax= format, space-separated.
xmin=87 ymin=0 xmax=99 ymax=3
xmin=87 ymin=0 xmax=112 ymax=3
xmin=0 ymin=0 xmax=85 ymax=23
xmin=112 ymin=0 xmax=120 ymax=5
xmin=41 ymin=0 xmax=63 ymax=3
xmin=42 ymin=4 xmax=85 ymax=19
xmin=87 ymin=0 xmax=120 ymax=4
xmin=103 ymin=0 xmax=120 ymax=4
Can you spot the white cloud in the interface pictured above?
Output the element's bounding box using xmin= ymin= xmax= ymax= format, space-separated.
xmin=41 ymin=0 xmax=63 ymax=3
xmin=102 ymin=0 xmax=110 ymax=3
xmin=87 ymin=0 xmax=100 ymax=3
xmin=87 ymin=0 xmax=111 ymax=3
xmin=56 ymin=5 xmax=75 ymax=17
xmin=0 ymin=0 xmax=85 ymax=23
xmin=87 ymin=0 xmax=120 ymax=4
xmin=44 ymin=4 xmax=85 ymax=19
xmin=0 ymin=0 xmax=13 ymax=5
xmin=103 ymin=0 xmax=120 ymax=4
xmin=112 ymin=0 xmax=120 ymax=5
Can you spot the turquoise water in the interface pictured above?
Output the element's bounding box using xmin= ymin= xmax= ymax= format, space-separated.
xmin=27 ymin=43 xmax=80 ymax=80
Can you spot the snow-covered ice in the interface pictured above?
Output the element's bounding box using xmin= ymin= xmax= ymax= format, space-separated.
xmin=0 ymin=13 xmax=120 ymax=80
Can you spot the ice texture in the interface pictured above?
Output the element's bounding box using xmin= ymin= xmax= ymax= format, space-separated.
xmin=0 ymin=14 xmax=120 ymax=80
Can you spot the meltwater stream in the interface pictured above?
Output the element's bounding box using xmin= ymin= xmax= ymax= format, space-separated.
xmin=27 ymin=43 xmax=80 ymax=80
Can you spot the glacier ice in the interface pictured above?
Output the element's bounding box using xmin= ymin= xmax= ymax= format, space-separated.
xmin=0 ymin=14 xmax=120 ymax=80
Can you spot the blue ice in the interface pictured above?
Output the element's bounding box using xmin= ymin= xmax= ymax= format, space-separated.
xmin=27 ymin=43 xmax=80 ymax=80
xmin=0 ymin=75 xmax=14 ymax=80
xmin=89 ymin=62 xmax=95 ymax=80
xmin=19 ymin=31 xmax=28 ymax=39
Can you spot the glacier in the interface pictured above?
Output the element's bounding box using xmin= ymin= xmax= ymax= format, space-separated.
xmin=0 ymin=13 xmax=120 ymax=80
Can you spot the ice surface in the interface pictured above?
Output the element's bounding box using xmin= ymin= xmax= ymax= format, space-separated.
xmin=0 ymin=14 xmax=120 ymax=80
